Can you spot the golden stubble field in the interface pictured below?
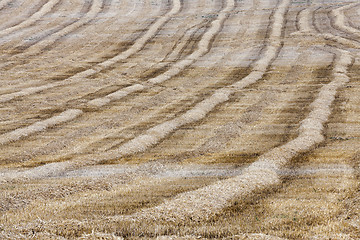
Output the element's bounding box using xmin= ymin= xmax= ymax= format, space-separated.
xmin=0 ymin=0 xmax=359 ymax=239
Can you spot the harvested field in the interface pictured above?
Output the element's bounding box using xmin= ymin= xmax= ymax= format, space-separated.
xmin=0 ymin=0 xmax=360 ymax=239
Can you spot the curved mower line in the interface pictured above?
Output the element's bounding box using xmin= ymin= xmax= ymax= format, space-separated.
xmin=27 ymin=21 xmax=215 ymax=159
xmin=125 ymin=0 xmax=142 ymax=17
xmin=2 ymin=0 xmax=282 ymax=197
xmin=0 ymin=0 xmax=108 ymax=72
xmin=331 ymin=3 xmax=360 ymax=38
xmin=0 ymin=0 xmax=181 ymax=104
xmin=0 ymin=0 xmax=100 ymax=69
xmin=119 ymin=50 xmax=353 ymax=222
xmin=0 ymin=0 xmax=62 ymax=38
xmin=0 ymin=0 xmax=236 ymax=181
xmin=0 ymin=0 xmax=180 ymax=145
xmin=0 ymin=109 xmax=83 ymax=146
xmin=0 ymin=1 xmax=359 ymax=236
xmin=101 ymin=0 xmax=294 ymax=222
xmin=89 ymin=0 xmax=235 ymax=106
xmin=96 ymin=0 xmax=182 ymax=69
xmin=57 ymin=24 xmax=228 ymax=158
xmin=23 ymin=0 xmax=104 ymax=56
xmin=0 ymin=0 xmax=227 ymax=149
xmin=0 ymin=1 xmax=260 ymax=165
xmin=147 ymin=0 xmax=236 ymax=85
xmin=294 ymin=6 xmax=360 ymax=49
xmin=296 ymin=8 xmax=314 ymax=33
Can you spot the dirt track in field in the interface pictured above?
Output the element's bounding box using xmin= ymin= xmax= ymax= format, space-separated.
xmin=0 ymin=0 xmax=359 ymax=239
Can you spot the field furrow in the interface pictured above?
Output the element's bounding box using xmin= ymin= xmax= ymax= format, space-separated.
xmin=0 ymin=0 xmax=231 ymax=165
xmin=1 ymin=0 xmax=359 ymax=238
xmin=0 ymin=0 xmax=62 ymax=38
xmin=0 ymin=0 xmax=96 ymax=61
xmin=0 ymin=0 xmax=178 ymax=99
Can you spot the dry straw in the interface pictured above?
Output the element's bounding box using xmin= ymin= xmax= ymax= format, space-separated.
xmin=0 ymin=109 xmax=83 ymax=146
xmin=88 ymin=84 xmax=145 ymax=107
xmin=118 ymin=49 xmax=353 ymax=223
xmin=297 ymin=8 xmax=313 ymax=33
xmin=0 ymin=82 xmax=61 ymax=103
xmin=0 ymin=0 xmax=13 ymax=10
xmin=25 ymin=0 xmax=104 ymax=56
xmin=86 ymin=0 xmax=241 ymax=160
xmin=0 ymin=0 xmax=61 ymax=37
xmin=0 ymin=0 xmax=182 ymax=103
xmin=0 ymin=0 xmax=231 ymax=147
xmin=0 ymin=0 xmax=237 ymax=183
xmin=149 ymin=0 xmax=235 ymax=85
xmin=294 ymin=5 xmax=360 ymax=49
xmin=0 ymin=0 xmax=288 ymax=183
xmin=331 ymin=3 xmax=360 ymax=38
xmin=0 ymin=0 xmax=228 ymax=182
xmin=0 ymin=0 xmax=103 ymax=102
xmin=0 ymin=0 xmax=183 ymax=148
xmin=108 ymin=0 xmax=354 ymax=223
xmin=98 ymin=0 xmax=182 ymax=68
